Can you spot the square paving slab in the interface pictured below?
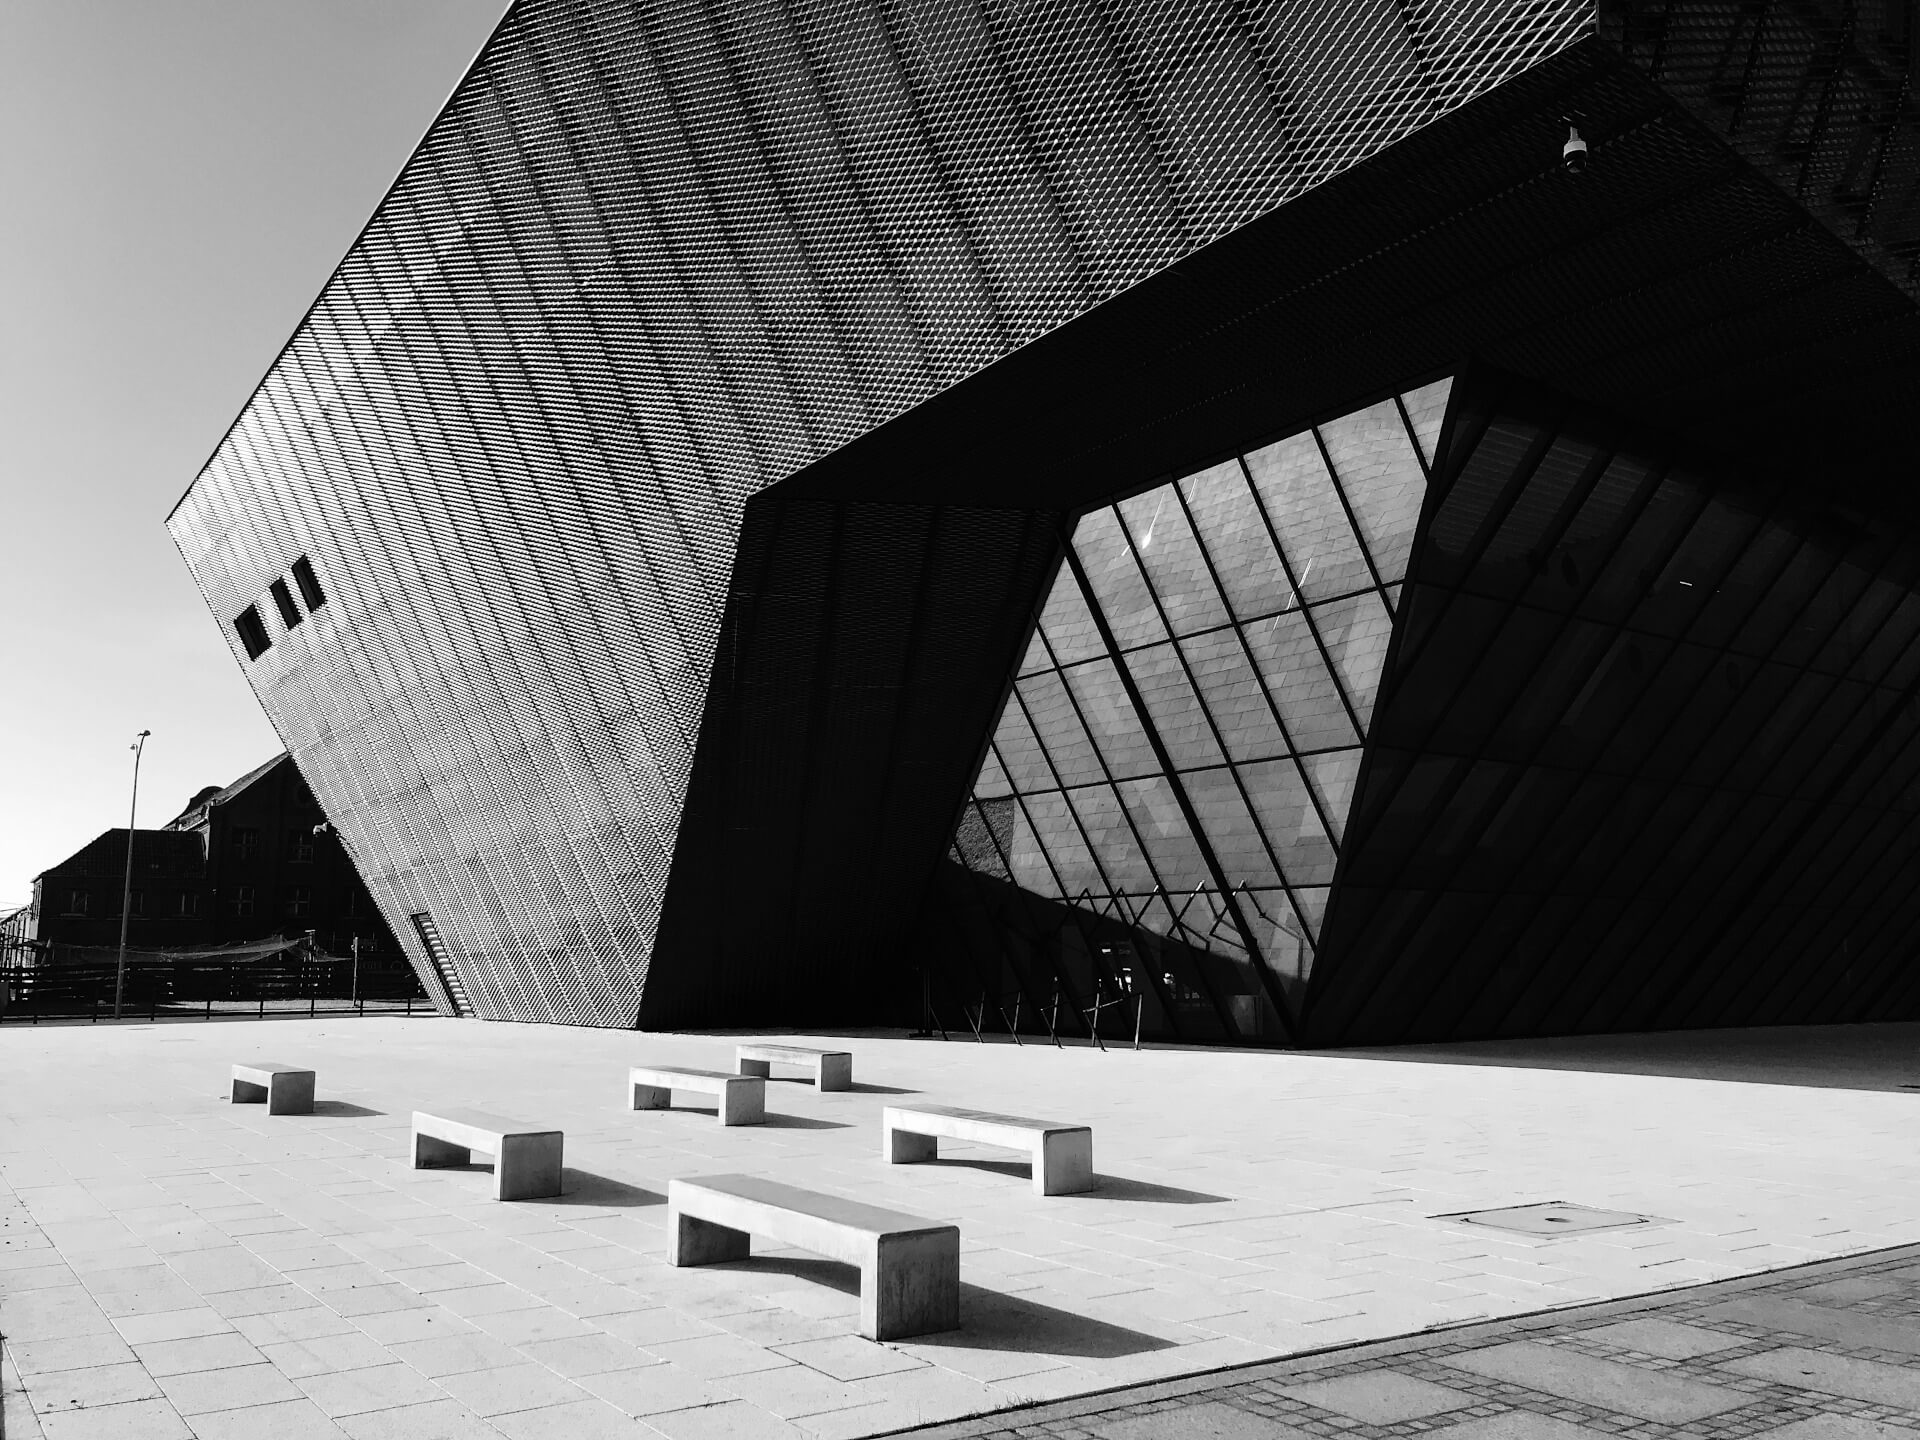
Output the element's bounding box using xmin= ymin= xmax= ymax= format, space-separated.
xmin=3 ymin=1018 xmax=1919 ymax=1438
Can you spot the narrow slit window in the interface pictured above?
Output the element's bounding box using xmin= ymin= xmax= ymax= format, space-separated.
xmin=270 ymin=577 xmax=303 ymax=630
xmin=234 ymin=605 xmax=272 ymax=659
xmin=291 ymin=554 xmax=326 ymax=612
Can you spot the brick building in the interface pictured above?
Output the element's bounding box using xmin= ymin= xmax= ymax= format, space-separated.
xmin=24 ymin=753 xmax=399 ymax=963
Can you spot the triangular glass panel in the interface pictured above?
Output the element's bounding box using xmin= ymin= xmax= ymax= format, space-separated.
xmin=1318 ymin=397 xmax=1431 ymax=584
xmin=1399 ymin=377 xmax=1453 ymax=469
xmin=1301 ymin=747 xmax=1363 ymax=845
xmin=1037 ymin=554 xmax=1106 ymax=666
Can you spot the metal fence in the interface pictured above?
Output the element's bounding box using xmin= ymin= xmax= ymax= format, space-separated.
xmin=0 ymin=958 xmax=431 ymax=1023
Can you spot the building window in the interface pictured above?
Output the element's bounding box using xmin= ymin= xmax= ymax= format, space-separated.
xmin=129 ymin=890 xmax=144 ymax=917
xmin=233 ymin=886 xmax=255 ymax=918
xmin=65 ymin=889 xmax=89 ymax=915
xmin=269 ymin=578 xmax=303 ymax=630
xmin=288 ymin=829 xmax=315 ymax=864
xmin=233 ymin=828 xmax=259 ymax=862
xmin=291 ymin=555 xmax=327 ymax=612
xmin=177 ymin=891 xmax=199 ymax=917
xmin=234 ymin=605 xmax=271 ymax=660
xmin=287 ymin=886 xmax=312 ymax=919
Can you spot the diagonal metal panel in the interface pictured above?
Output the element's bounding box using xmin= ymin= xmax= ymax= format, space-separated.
xmin=168 ymin=0 xmax=1585 ymax=1025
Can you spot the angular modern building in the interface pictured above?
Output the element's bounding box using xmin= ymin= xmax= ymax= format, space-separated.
xmin=170 ymin=0 xmax=1920 ymax=1044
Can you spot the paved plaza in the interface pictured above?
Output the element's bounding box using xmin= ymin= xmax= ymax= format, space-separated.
xmin=0 ymin=1019 xmax=1916 ymax=1439
xmin=903 ymin=1242 xmax=1920 ymax=1439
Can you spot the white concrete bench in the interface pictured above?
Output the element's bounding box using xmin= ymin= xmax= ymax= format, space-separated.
xmin=883 ymin=1105 xmax=1094 ymax=1195
xmin=736 ymin=1043 xmax=852 ymax=1091
xmin=628 ymin=1066 xmax=765 ymax=1126
xmin=411 ymin=1108 xmax=563 ymax=1201
xmin=668 ymin=1175 xmax=959 ymax=1340
xmin=230 ymin=1062 xmax=314 ymax=1116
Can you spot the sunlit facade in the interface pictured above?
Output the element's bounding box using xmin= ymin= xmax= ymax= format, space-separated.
xmin=172 ymin=0 xmax=1920 ymax=1042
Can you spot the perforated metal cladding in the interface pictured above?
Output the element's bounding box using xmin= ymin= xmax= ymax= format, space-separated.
xmin=643 ymin=497 xmax=1063 ymax=1028
xmin=1607 ymin=0 xmax=1920 ymax=302
xmin=169 ymin=0 xmax=1586 ymax=1024
xmin=1311 ymin=368 xmax=1920 ymax=1043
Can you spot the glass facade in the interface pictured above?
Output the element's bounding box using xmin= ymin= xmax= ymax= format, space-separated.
xmin=167 ymin=0 xmax=1580 ymax=1027
xmin=166 ymin=0 xmax=1920 ymax=1042
xmin=947 ymin=381 xmax=1449 ymax=1038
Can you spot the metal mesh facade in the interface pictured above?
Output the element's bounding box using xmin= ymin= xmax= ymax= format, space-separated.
xmin=168 ymin=0 xmax=1587 ymax=1024
xmin=1314 ymin=368 xmax=1920 ymax=1042
xmin=1606 ymin=0 xmax=1920 ymax=299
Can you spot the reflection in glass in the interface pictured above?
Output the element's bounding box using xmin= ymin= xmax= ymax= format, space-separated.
xmin=950 ymin=379 xmax=1450 ymax=1030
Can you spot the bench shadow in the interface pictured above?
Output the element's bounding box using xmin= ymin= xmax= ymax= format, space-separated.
xmin=843 ymin=1082 xmax=918 ymax=1095
xmin=309 ymin=1101 xmax=385 ymax=1118
xmin=416 ymin=1164 xmax=663 ymax=1208
xmin=916 ymin=1159 xmax=1227 ymax=1203
xmin=704 ymin=1253 xmax=859 ymax=1295
xmin=552 ymin=1170 xmax=664 ymax=1208
xmin=758 ymin=1114 xmax=853 ymax=1131
xmin=654 ymin=1106 xmax=851 ymax=1131
xmin=1085 ymin=1175 xmax=1231 ymax=1205
xmin=933 ymin=1285 xmax=1177 ymax=1358
xmin=686 ymin=1265 xmax=1171 ymax=1357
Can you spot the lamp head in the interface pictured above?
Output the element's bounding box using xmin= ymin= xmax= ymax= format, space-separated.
xmin=1563 ymin=120 xmax=1588 ymax=174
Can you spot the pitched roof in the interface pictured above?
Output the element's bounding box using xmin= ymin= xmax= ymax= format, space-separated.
xmin=164 ymin=752 xmax=290 ymax=830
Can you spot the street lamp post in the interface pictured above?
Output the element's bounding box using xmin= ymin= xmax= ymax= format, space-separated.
xmin=114 ymin=729 xmax=151 ymax=1019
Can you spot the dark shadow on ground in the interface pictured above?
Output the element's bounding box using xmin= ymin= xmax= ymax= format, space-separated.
xmin=550 ymin=1170 xmax=664 ymax=1208
xmin=653 ymin=1106 xmax=851 ymax=1130
xmin=922 ymin=1156 xmax=1031 ymax=1183
xmin=688 ymin=1263 xmax=1174 ymax=1356
xmin=1328 ymin=1021 xmax=1920 ymax=1093
xmin=758 ymin=1113 xmax=853 ymax=1130
xmin=1081 ymin=1175 xmax=1231 ymax=1204
xmin=308 ymin=1101 xmax=384 ymax=1118
xmin=416 ymin=1164 xmax=663 ymax=1207
xmin=926 ymin=1285 xmax=1177 ymax=1358
xmin=705 ymin=1253 xmax=859 ymax=1295
xmin=915 ymin=1158 xmax=1227 ymax=1203
xmin=843 ymin=1082 xmax=918 ymax=1095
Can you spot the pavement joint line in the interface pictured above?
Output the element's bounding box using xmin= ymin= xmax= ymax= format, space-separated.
xmin=5 ymin=1022 xmax=1919 ymax=1436
xmin=875 ymin=1241 xmax=1920 ymax=1437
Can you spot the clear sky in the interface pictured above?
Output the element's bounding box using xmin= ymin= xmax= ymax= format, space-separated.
xmin=0 ymin=0 xmax=508 ymax=909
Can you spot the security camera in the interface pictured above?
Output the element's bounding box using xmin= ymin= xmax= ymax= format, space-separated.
xmin=1563 ymin=122 xmax=1588 ymax=174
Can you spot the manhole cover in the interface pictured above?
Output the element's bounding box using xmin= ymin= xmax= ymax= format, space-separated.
xmin=1440 ymin=1201 xmax=1658 ymax=1236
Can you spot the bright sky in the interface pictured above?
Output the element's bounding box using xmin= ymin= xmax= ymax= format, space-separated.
xmin=0 ymin=1 xmax=507 ymax=908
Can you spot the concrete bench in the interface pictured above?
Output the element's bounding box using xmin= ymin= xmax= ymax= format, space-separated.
xmin=628 ymin=1066 xmax=765 ymax=1126
xmin=411 ymin=1108 xmax=563 ymax=1201
xmin=668 ymin=1174 xmax=959 ymax=1340
xmin=883 ymin=1105 xmax=1094 ymax=1195
xmin=736 ymin=1043 xmax=852 ymax=1091
xmin=230 ymin=1062 xmax=315 ymax=1116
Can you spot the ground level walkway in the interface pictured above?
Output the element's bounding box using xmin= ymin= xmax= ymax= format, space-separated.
xmin=901 ymin=1242 xmax=1920 ymax=1438
xmin=0 ymin=1018 xmax=1915 ymax=1438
